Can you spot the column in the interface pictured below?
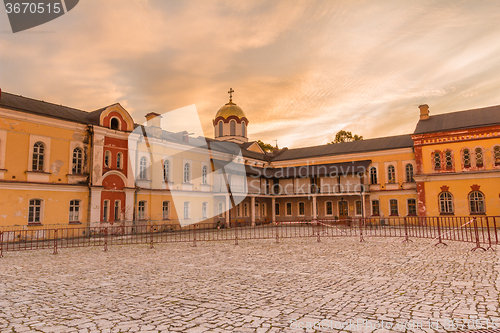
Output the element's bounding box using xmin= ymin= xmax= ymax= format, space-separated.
xmin=225 ymin=195 xmax=230 ymax=228
xmin=312 ymin=195 xmax=317 ymax=220
xmin=271 ymin=197 xmax=276 ymax=224
xmin=251 ymin=196 xmax=256 ymax=227
xmin=89 ymin=187 xmax=102 ymax=228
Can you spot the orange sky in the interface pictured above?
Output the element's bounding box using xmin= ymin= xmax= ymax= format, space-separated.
xmin=1 ymin=0 xmax=500 ymax=148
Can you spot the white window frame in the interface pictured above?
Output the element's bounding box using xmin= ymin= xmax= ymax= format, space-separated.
xmin=105 ymin=150 xmax=112 ymax=169
xmin=202 ymin=202 xmax=208 ymax=219
xmin=116 ymin=152 xmax=123 ymax=169
xmin=114 ymin=200 xmax=121 ymax=221
xmin=138 ymin=201 xmax=147 ymax=220
xmin=298 ymin=202 xmax=305 ymax=216
xmin=69 ymin=199 xmax=81 ymax=222
xmin=162 ymin=201 xmax=170 ymax=220
xmin=103 ymin=199 xmax=110 ymax=222
xmin=184 ymin=201 xmax=191 ymax=219
xmin=325 ymin=201 xmax=333 ymax=216
xmin=28 ymin=198 xmax=43 ymax=224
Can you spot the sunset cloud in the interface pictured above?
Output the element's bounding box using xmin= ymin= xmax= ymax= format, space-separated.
xmin=1 ymin=0 xmax=500 ymax=148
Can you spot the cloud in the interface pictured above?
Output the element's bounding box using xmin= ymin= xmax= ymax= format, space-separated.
xmin=1 ymin=0 xmax=500 ymax=149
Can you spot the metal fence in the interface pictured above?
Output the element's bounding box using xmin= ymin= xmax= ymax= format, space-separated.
xmin=0 ymin=216 xmax=498 ymax=256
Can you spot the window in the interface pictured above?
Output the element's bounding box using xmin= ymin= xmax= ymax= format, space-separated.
xmin=407 ymin=199 xmax=416 ymax=216
xmin=463 ymin=149 xmax=471 ymax=168
xmin=163 ymin=160 xmax=170 ymax=182
xmin=183 ymin=163 xmax=190 ymax=183
xmin=298 ymin=202 xmax=305 ymax=216
xmin=371 ymin=200 xmax=380 ymax=216
xmin=242 ymin=121 xmax=246 ymax=137
xmin=29 ymin=199 xmax=43 ymax=223
xmin=469 ymin=191 xmax=485 ymax=214
xmin=32 ymin=142 xmax=45 ymax=171
xmin=387 ymin=165 xmax=395 ymax=183
xmin=139 ymin=157 xmax=147 ymax=179
xmin=218 ymin=121 xmax=223 ymax=136
xmin=110 ymin=118 xmax=120 ymax=130
xmin=202 ymin=165 xmax=208 ymax=184
xmin=355 ymin=200 xmax=362 ymax=215
xmin=162 ymin=201 xmax=170 ymax=219
xmin=114 ymin=200 xmax=121 ymax=221
xmin=202 ymin=202 xmax=208 ymax=219
xmin=405 ymin=164 xmax=414 ymax=182
xmin=138 ymin=201 xmax=146 ymax=220
xmin=230 ymin=120 xmax=236 ymax=136
xmin=183 ymin=201 xmax=190 ymax=219
xmin=389 ymin=199 xmax=398 ymax=216
xmin=445 ymin=151 xmax=453 ymax=169
xmin=433 ymin=152 xmax=441 ymax=170
xmin=326 ymin=201 xmax=333 ymax=215
xmin=255 ymin=203 xmax=260 ymax=217
xmin=69 ymin=200 xmax=80 ymax=222
xmin=104 ymin=151 xmax=111 ymax=168
xmin=218 ymin=202 xmax=224 ymax=217
xmin=103 ymin=200 xmax=109 ymax=222
xmin=236 ymin=204 xmax=241 ymax=217
xmin=262 ymin=203 xmax=266 ymax=216
xmin=475 ymin=148 xmax=483 ymax=167
xmin=275 ymin=203 xmax=280 ymax=216
xmin=494 ymin=146 xmax=500 ymax=166
xmin=244 ymin=203 xmax=248 ymax=217
xmin=439 ymin=192 xmax=454 ymax=214
xmin=286 ymin=202 xmax=292 ymax=216
xmin=72 ymin=148 xmax=83 ymax=174
xmin=370 ymin=167 xmax=378 ymax=185
xmin=116 ymin=153 xmax=123 ymax=169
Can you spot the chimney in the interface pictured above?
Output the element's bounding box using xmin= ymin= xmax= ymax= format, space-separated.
xmin=145 ymin=112 xmax=162 ymax=127
xmin=182 ymin=131 xmax=189 ymax=143
xmin=418 ymin=104 xmax=430 ymax=120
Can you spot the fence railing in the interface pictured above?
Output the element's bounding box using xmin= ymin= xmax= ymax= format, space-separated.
xmin=0 ymin=216 xmax=498 ymax=256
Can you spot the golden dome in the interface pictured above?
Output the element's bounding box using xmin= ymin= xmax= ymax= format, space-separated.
xmin=215 ymin=101 xmax=247 ymax=119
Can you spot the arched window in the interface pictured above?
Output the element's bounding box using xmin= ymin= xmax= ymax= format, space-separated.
xmin=163 ymin=160 xmax=170 ymax=182
xmin=218 ymin=121 xmax=223 ymax=137
xmin=32 ymin=141 xmax=45 ymax=171
xmin=242 ymin=121 xmax=246 ymax=137
xmin=469 ymin=191 xmax=485 ymax=214
xmin=475 ymin=148 xmax=483 ymax=167
xmin=230 ymin=120 xmax=236 ymax=136
xmin=183 ymin=201 xmax=190 ymax=219
xmin=389 ymin=199 xmax=398 ymax=216
xmin=202 ymin=202 xmax=208 ymax=219
xmin=183 ymin=163 xmax=190 ymax=183
xmin=104 ymin=151 xmax=111 ymax=168
xmin=387 ymin=165 xmax=395 ymax=183
xmin=463 ymin=149 xmax=471 ymax=168
xmin=116 ymin=153 xmax=123 ymax=169
xmin=110 ymin=118 xmax=120 ymax=130
xmin=405 ymin=164 xmax=414 ymax=182
xmin=72 ymin=147 xmax=83 ymax=174
xmin=433 ymin=152 xmax=441 ymax=170
xmin=28 ymin=199 xmax=43 ymax=223
xmin=439 ymin=192 xmax=454 ymax=214
xmin=370 ymin=167 xmax=378 ymax=184
xmin=103 ymin=200 xmax=109 ymax=221
xmin=445 ymin=150 xmax=453 ymax=169
xmin=69 ymin=199 xmax=81 ymax=222
xmin=202 ymin=165 xmax=208 ymax=184
xmin=494 ymin=146 xmax=500 ymax=166
xmin=139 ymin=157 xmax=147 ymax=179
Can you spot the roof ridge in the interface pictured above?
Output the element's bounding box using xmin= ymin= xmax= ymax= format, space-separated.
xmin=1 ymin=91 xmax=89 ymax=113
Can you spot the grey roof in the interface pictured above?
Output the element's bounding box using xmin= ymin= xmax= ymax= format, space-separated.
xmin=0 ymin=92 xmax=104 ymax=125
xmin=413 ymin=104 xmax=500 ymax=135
xmin=245 ymin=160 xmax=372 ymax=178
xmin=272 ymin=135 xmax=414 ymax=161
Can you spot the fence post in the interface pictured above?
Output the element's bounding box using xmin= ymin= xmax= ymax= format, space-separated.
xmin=402 ymin=217 xmax=411 ymax=243
xmin=193 ymin=234 xmax=197 ymax=247
xmin=276 ymin=230 xmax=279 ymax=244
xmin=317 ymin=223 xmax=321 ymax=243
xmin=359 ymin=218 xmax=365 ymax=242
xmin=471 ymin=217 xmax=486 ymax=251
xmin=53 ymin=229 xmax=58 ymax=255
xmin=150 ymin=225 xmax=154 ymax=249
xmin=434 ymin=217 xmax=447 ymax=246
xmin=235 ymin=234 xmax=238 ymax=245
xmin=104 ymin=227 xmax=108 ymax=252
xmin=485 ymin=217 xmax=494 ymax=251
xmin=0 ymin=231 xmax=3 ymax=258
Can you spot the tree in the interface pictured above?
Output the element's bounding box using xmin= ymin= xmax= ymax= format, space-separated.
xmin=257 ymin=140 xmax=275 ymax=152
xmin=328 ymin=130 xmax=363 ymax=144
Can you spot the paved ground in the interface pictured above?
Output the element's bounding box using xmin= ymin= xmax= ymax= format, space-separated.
xmin=0 ymin=237 xmax=499 ymax=333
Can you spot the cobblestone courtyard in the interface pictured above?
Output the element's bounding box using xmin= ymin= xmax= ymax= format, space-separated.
xmin=0 ymin=237 xmax=499 ymax=333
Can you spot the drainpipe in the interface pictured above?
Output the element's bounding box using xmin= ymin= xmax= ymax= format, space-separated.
xmin=86 ymin=125 xmax=94 ymax=237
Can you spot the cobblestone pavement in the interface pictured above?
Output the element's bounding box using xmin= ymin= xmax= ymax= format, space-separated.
xmin=0 ymin=237 xmax=499 ymax=333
